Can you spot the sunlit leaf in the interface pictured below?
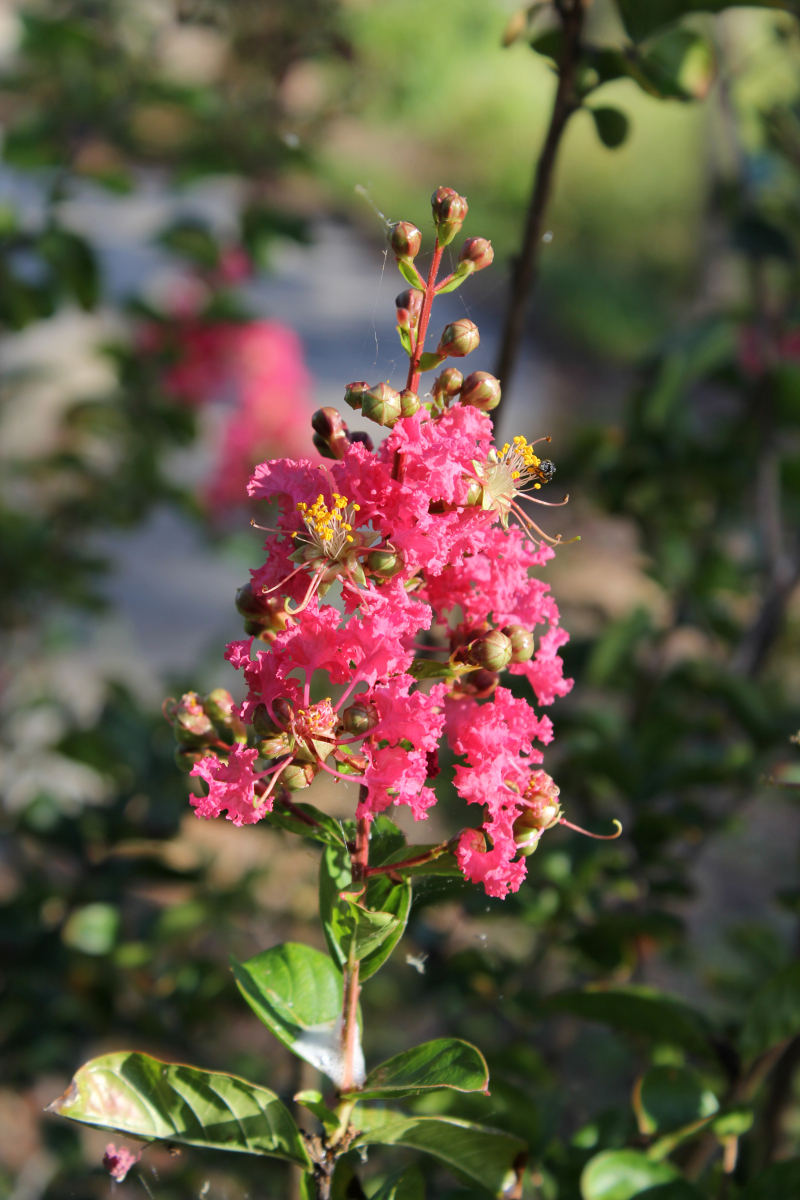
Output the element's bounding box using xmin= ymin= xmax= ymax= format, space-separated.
xmin=580 ymin=1149 xmax=680 ymax=1200
xmin=319 ymin=842 xmax=411 ymax=979
xmin=344 ymin=1038 xmax=489 ymax=1100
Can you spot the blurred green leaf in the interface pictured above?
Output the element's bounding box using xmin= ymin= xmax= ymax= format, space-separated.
xmin=580 ymin=1150 xmax=680 ymax=1200
xmin=545 ymin=985 xmax=715 ymax=1058
xmin=353 ymin=1109 xmax=526 ymax=1197
xmin=635 ymin=1184 xmax=705 ymax=1199
xmin=261 ymin=798 xmax=346 ymax=846
xmin=634 ymin=1066 xmax=712 ymax=1133
xmin=47 ymin=1051 xmax=311 ymax=1166
xmin=740 ymin=961 xmax=800 ymax=1063
xmin=369 ymin=1166 xmax=425 ymax=1200
xmin=590 ymin=107 xmax=630 ymax=149
xmin=637 ymin=29 xmax=716 ymax=101
xmin=616 ymin=1 xmax=784 ymax=44
xmin=61 ymin=903 xmax=119 ymax=955
xmin=345 ymin=1038 xmax=489 ymax=1099
xmin=739 ymin=1158 xmax=800 ymax=1198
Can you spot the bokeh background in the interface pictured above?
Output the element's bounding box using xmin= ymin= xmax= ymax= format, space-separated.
xmin=4 ymin=1 xmax=800 ymax=1198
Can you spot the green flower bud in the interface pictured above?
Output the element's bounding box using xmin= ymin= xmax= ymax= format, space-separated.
xmin=468 ymin=630 xmax=513 ymax=672
xmin=399 ymin=388 xmax=421 ymax=418
xmin=460 ymin=371 xmax=501 ymax=412
xmin=389 ymin=221 xmax=422 ymax=260
xmin=502 ymin=624 xmax=534 ymax=663
xmin=342 ymin=699 xmax=380 ymax=735
xmin=170 ymin=691 xmax=215 ymax=745
xmin=431 ymin=186 xmax=469 ymax=247
xmin=203 ymin=688 xmax=235 ymax=725
xmin=344 ymin=381 xmax=370 ymax=411
xmin=458 ymin=237 xmax=494 ymax=272
xmin=437 ymin=319 xmax=480 ymax=359
xmin=282 ymin=760 xmax=318 ymax=791
xmin=252 ymin=703 xmax=280 ymax=738
xmin=368 ymin=547 xmax=405 ymax=578
xmin=432 ymin=367 xmax=463 ymax=402
xmin=362 ymin=382 xmax=402 ymax=428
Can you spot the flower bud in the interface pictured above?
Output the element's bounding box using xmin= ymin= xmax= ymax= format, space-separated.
xmin=458 ymin=237 xmax=494 ymax=272
xmin=236 ymin=583 xmax=292 ymax=639
xmin=342 ymin=699 xmax=380 ymax=735
xmin=501 ymin=624 xmax=534 ymax=663
xmin=272 ymin=697 xmax=295 ymax=728
xmin=311 ymin=407 xmax=350 ymax=460
xmin=431 ymin=186 xmax=468 ymax=247
xmin=395 ymin=288 xmax=424 ymax=332
xmin=344 ymin=381 xmax=370 ymax=411
xmin=467 ymin=629 xmax=512 ymax=672
xmin=368 ymin=547 xmax=405 ymax=578
xmin=282 ymin=760 xmax=318 ymax=791
xmin=399 ymin=388 xmax=421 ymax=418
xmin=346 ymin=429 xmax=375 ymax=452
xmin=362 ymin=382 xmax=402 ymax=428
xmin=174 ymin=746 xmax=209 ymax=772
xmin=455 ymin=668 xmax=499 ymax=699
xmin=459 ymin=827 xmax=487 ymax=854
xmin=437 ymin=319 xmax=480 ymax=359
xmin=460 ymin=371 xmax=501 ymax=412
xmin=389 ymin=222 xmax=422 ymax=260
xmin=252 ymin=703 xmax=280 ymax=738
xmin=169 ymin=691 xmax=215 ymax=745
xmin=431 ymin=367 xmax=463 ymax=402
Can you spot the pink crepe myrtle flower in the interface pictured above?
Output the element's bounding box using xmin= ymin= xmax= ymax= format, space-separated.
xmin=103 ymin=1144 xmax=142 ymax=1183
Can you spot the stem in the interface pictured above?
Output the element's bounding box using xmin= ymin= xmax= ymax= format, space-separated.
xmin=338 ymin=807 xmax=370 ymax=1097
xmin=364 ymin=840 xmax=450 ymax=877
xmin=494 ymin=0 xmax=584 ymax=395
xmin=407 ymin=239 xmax=445 ymax=393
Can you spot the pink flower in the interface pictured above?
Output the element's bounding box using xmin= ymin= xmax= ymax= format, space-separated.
xmin=190 ymin=744 xmax=271 ymax=825
xmin=103 ymin=1144 xmax=142 ymax=1183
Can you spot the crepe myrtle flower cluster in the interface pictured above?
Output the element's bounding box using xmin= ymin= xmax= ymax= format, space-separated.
xmin=165 ymin=187 xmax=619 ymax=898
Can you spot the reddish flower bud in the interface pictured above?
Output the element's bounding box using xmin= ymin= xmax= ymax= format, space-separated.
xmin=455 ymin=668 xmax=499 ymax=699
xmin=344 ymin=381 xmax=370 ymax=411
xmin=395 ymin=288 xmax=424 ymax=332
xmin=458 ymin=237 xmax=494 ymax=271
xmin=389 ymin=221 xmax=422 ymax=260
xmin=431 ymin=186 xmax=469 ymax=246
xmin=362 ymin=381 xmax=402 ymax=428
xmin=347 ymin=429 xmax=375 ymax=452
xmin=282 ymin=760 xmax=318 ymax=791
xmin=368 ymin=547 xmax=405 ymax=578
xmin=431 ymin=367 xmax=463 ymax=401
xmin=399 ymin=388 xmax=421 ymax=417
xmin=312 ymin=407 xmax=350 ymax=460
xmin=501 ymin=624 xmax=534 ymax=663
xmin=460 ymin=371 xmax=501 ymax=411
xmin=272 ymin=697 xmax=295 ymax=727
xmin=437 ymin=318 xmax=480 ymax=359
xmin=468 ymin=629 xmax=513 ymax=671
xmin=342 ymin=699 xmax=380 ymax=735
xmin=236 ymin=583 xmax=291 ymax=640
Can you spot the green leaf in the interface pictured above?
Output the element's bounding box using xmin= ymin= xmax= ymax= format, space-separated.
xmin=261 ymin=799 xmax=346 ymax=846
xmin=232 ymin=943 xmax=352 ymax=1085
xmin=353 ymin=1109 xmax=526 ymax=1198
xmin=740 ymin=961 xmax=800 ymax=1063
xmin=418 ymin=352 xmax=445 ymax=372
xmin=369 ymin=1167 xmax=425 ymax=1200
xmin=710 ymin=1106 xmax=753 ymax=1138
xmin=580 ymin=1150 xmax=680 ymax=1200
xmin=634 ymin=1066 xmax=713 ymax=1134
xmin=435 ymin=262 xmax=473 ymax=295
xmin=408 ymin=658 xmax=459 ymax=681
xmin=637 ymin=29 xmax=716 ymax=102
xmin=616 ymin=0 xmax=779 ymax=44
xmin=590 ymin=107 xmax=629 ymax=149
xmin=635 ymin=1184 xmax=705 ymax=1200
xmin=319 ymin=843 xmax=411 ymax=980
xmin=397 ymin=259 xmax=425 ymax=289
xmin=345 ymin=1038 xmax=489 ymax=1100
xmin=383 ymin=844 xmax=463 ymax=877
xmin=397 ymin=324 xmax=414 ymax=357
xmin=46 ymin=1051 xmax=310 ymax=1167
xmin=61 ymin=902 xmax=119 ymax=955
xmin=294 ymin=1090 xmax=341 ymax=1136
xmin=544 ymin=985 xmax=714 ymax=1059
xmin=739 ymin=1158 xmax=800 ymax=1199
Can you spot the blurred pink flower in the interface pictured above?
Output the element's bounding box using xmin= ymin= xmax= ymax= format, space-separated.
xmin=103 ymin=1144 xmax=142 ymax=1182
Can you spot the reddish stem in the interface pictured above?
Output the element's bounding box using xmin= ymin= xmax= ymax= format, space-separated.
xmin=364 ymin=840 xmax=449 ymax=877
xmin=407 ymin=239 xmax=444 ymax=394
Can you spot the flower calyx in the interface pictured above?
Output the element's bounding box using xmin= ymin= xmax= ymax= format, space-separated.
xmin=431 ymin=186 xmax=468 ymax=246
xmin=164 ymin=688 xmax=246 ymax=771
xmin=512 ymin=772 xmax=562 ymax=856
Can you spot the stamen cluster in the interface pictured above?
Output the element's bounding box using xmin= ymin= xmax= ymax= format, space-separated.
xmin=169 ymin=187 xmax=575 ymax=898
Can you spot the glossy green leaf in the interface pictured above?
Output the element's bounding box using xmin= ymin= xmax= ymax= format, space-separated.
xmin=319 ymin=843 xmax=411 ymax=980
xmin=739 ymin=1158 xmax=800 ymax=1199
xmin=634 ymin=1066 xmax=712 ymax=1133
xmin=740 ymin=961 xmax=800 ymax=1063
xmin=232 ymin=943 xmax=353 ymax=1085
xmin=418 ymin=351 xmax=445 ymax=372
xmin=397 ymin=258 xmax=425 ymax=289
xmin=46 ymin=1051 xmax=310 ymax=1167
xmin=580 ymin=1150 xmax=680 ymax=1200
xmin=261 ymin=799 xmax=346 ymax=846
xmin=544 ymin=985 xmax=714 ymax=1058
xmin=590 ymin=107 xmax=629 ymax=149
xmin=345 ymin=1038 xmax=489 ymax=1100
xmin=353 ymin=1109 xmax=526 ymax=1197
xmin=370 ymin=1166 xmax=425 ymax=1200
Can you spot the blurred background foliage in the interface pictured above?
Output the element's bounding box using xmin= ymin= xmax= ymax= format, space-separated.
xmin=6 ymin=1 xmax=800 ymax=1199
